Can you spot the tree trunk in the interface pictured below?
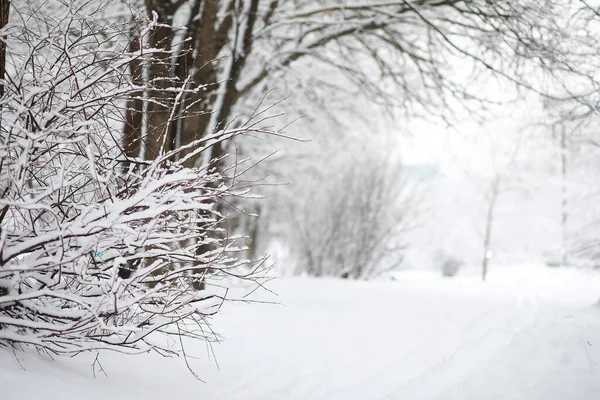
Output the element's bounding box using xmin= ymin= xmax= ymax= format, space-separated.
xmin=560 ymin=123 xmax=568 ymax=266
xmin=482 ymin=177 xmax=500 ymax=281
xmin=0 ymin=0 xmax=10 ymax=101
xmin=123 ymin=23 xmax=143 ymax=160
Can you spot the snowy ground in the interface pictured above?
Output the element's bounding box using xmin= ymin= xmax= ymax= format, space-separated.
xmin=3 ymin=264 xmax=600 ymax=400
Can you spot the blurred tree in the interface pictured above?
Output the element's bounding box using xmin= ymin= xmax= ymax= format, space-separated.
xmin=124 ymin=0 xmax=599 ymax=167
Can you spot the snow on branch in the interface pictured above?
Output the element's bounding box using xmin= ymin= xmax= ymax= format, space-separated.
xmin=0 ymin=0 xmax=277 ymax=357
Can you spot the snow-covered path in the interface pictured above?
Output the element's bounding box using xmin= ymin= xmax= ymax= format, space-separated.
xmin=3 ymin=265 xmax=600 ymax=399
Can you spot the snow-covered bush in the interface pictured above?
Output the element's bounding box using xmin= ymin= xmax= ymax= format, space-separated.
xmin=0 ymin=1 xmax=274 ymax=357
xmin=294 ymin=151 xmax=417 ymax=280
xmin=440 ymin=256 xmax=464 ymax=278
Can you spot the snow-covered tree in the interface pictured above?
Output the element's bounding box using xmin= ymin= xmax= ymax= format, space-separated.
xmin=115 ymin=0 xmax=600 ymax=264
xmin=123 ymin=0 xmax=600 ymax=167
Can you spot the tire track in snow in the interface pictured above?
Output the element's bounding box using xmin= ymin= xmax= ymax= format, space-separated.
xmin=381 ymin=302 xmax=539 ymax=399
xmin=258 ymin=298 xmax=527 ymax=399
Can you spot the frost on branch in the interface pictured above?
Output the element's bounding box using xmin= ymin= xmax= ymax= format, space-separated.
xmin=0 ymin=1 xmax=272 ymax=356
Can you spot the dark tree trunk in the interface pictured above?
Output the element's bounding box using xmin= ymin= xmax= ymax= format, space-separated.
xmin=123 ymin=23 xmax=143 ymax=159
xmin=0 ymin=0 xmax=10 ymax=101
xmin=123 ymin=0 xmax=259 ymax=168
